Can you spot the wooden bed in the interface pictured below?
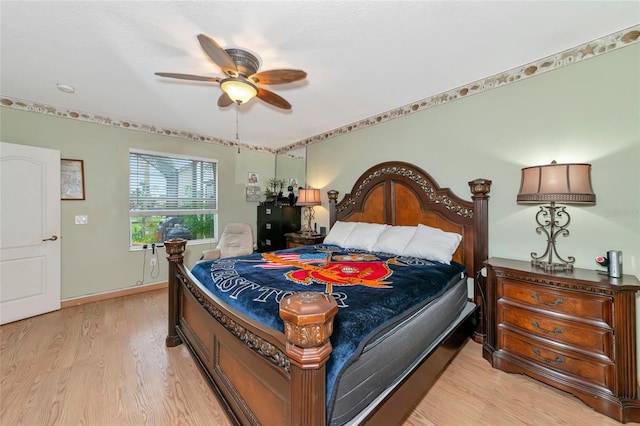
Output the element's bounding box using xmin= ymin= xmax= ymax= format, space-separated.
xmin=165 ymin=161 xmax=491 ymax=425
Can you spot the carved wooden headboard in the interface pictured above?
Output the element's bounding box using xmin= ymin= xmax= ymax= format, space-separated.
xmin=327 ymin=161 xmax=491 ymax=279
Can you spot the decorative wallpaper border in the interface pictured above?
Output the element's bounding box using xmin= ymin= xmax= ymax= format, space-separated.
xmin=276 ymin=25 xmax=639 ymax=154
xmin=0 ymin=96 xmax=274 ymax=154
xmin=2 ymin=26 xmax=638 ymax=155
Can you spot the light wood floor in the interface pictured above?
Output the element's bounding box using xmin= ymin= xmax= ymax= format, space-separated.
xmin=1 ymin=288 xmax=636 ymax=426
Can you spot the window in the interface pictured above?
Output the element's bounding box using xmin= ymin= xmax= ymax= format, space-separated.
xmin=129 ymin=149 xmax=218 ymax=247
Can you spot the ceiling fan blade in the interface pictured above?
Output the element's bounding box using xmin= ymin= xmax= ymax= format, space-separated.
xmin=197 ymin=34 xmax=238 ymax=77
xmin=257 ymin=88 xmax=292 ymax=110
xmin=155 ymin=72 xmax=221 ymax=82
xmin=217 ymin=92 xmax=234 ymax=108
xmin=249 ymin=69 xmax=307 ymax=85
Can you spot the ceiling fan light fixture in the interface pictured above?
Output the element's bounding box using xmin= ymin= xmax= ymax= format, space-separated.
xmin=155 ymin=35 xmax=306 ymax=109
xmin=220 ymin=78 xmax=258 ymax=104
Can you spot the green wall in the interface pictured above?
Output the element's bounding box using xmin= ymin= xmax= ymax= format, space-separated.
xmin=308 ymin=44 xmax=640 ymax=278
xmin=0 ymin=111 xmax=274 ymax=299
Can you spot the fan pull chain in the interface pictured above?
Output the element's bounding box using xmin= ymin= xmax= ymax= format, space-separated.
xmin=236 ymin=106 xmax=240 ymax=154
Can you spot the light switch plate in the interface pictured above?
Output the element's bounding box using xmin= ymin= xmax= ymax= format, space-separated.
xmin=75 ymin=215 xmax=88 ymax=225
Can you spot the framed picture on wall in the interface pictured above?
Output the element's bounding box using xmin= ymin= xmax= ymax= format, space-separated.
xmin=248 ymin=172 xmax=259 ymax=186
xmin=60 ymin=158 xmax=85 ymax=200
xmin=246 ymin=185 xmax=261 ymax=202
xmin=290 ymin=177 xmax=299 ymax=191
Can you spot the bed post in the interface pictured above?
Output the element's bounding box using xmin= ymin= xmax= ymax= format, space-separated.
xmin=327 ymin=190 xmax=339 ymax=227
xmin=280 ymin=292 xmax=339 ymax=426
xmin=165 ymin=238 xmax=186 ymax=347
xmin=468 ymin=179 xmax=491 ymax=343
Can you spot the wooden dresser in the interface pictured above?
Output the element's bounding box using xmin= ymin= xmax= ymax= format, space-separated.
xmin=483 ymin=257 xmax=640 ymax=423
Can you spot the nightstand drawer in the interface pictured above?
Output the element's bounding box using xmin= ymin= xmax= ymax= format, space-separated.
xmin=285 ymin=232 xmax=325 ymax=248
xmin=498 ymin=328 xmax=614 ymax=389
xmin=498 ymin=303 xmax=613 ymax=359
xmin=499 ymin=278 xmax=612 ymax=326
xmin=287 ymin=240 xmax=308 ymax=249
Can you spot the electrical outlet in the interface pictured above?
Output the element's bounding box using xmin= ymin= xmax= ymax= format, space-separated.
xmin=150 ymin=258 xmax=157 ymax=267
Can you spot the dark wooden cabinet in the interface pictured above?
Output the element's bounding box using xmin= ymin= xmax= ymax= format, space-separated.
xmin=285 ymin=232 xmax=325 ymax=248
xmin=257 ymin=205 xmax=301 ymax=252
xmin=483 ymin=257 xmax=640 ymax=423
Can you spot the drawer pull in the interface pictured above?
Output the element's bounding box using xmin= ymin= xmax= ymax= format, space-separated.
xmin=531 ymin=320 xmax=563 ymax=335
xmin=531 ymin=293 xmax=563 ymax=306
xmin=532 ymin=348 xmax=564 ymax=365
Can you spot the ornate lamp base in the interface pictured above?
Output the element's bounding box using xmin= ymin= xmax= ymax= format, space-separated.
xmin=531 ymin=258 xmax=574 ymax=272
xmin=530 ymin=202 xmax=575 ymax=272
xmin=301 ymin=206 xmax=316 ymax=235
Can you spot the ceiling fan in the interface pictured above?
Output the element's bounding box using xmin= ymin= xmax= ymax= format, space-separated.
xmin=155 ymin=34 xmax=307 ymax=110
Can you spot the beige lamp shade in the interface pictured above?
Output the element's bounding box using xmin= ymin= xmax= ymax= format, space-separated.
xmin=517 ymin=161 xmax=595 ymax=204
xmin=297 ymin=188 xmax=321 ymax=206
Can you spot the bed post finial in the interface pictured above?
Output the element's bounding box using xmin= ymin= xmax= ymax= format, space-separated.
xmin=327 ymin=190 xmax=339 ymax=227
xmin=165 ymin=238 xmax=187 ymax=347
xmin=280 ymin=292 xmax=338 ymax=425
xmin=468 ymin=179 xmax=491 ymax=343
xmin=468 ymin=178 xmax=491 ymax=270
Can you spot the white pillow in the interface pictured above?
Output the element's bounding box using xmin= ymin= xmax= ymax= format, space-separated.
xmin=342 ymin=222 xmax=389 ymax=251
xmin=372 ymin=225 xmax=417 ymax=255
xmin=323 ymin=221 xmax=357 ymax=247
xmin=402 ymin=224 xmax=462 ymax=264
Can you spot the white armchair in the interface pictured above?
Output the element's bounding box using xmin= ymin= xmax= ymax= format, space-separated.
xmin=200 ymin=222 xmax=254 ymax=261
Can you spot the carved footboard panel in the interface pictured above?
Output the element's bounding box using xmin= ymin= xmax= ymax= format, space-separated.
xmin=166 ymin=239 xmax=337 ymax=425
xmin=165 ymin=243 xmax=480 ymax=426
xmin=177 ymin=273 xmax=292 ymax=425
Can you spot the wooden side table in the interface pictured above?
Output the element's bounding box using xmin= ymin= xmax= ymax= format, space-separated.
xmin=483 ymin=257 xmax=640 ymax=423
xmin=285 ymin=232 xmax=325 ymax=248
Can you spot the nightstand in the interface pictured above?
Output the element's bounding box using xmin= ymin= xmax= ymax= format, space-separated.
xmin=483 ymin=257 xmax=640 ymax=423
xmin=284 ymin=232 xmax=325 ymax=248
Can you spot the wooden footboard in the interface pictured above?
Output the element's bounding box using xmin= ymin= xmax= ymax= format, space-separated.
xmin=165 ymin=240 xmax=477 ymax=426
xmin=165 ymin=238 xmax=337 ymax=425
xmin=165 ymin=237 xmax=478 ymax=425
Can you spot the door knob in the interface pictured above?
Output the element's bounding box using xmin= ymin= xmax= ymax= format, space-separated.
xmin=42 ymin=235 xmax=58 ymax=241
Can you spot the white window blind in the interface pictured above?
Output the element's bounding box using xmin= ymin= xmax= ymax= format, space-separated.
xmin=129 ymin=150 xmax=218 ymax=215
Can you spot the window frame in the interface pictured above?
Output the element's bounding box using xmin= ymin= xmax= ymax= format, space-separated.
xmin=128 ymin=148 xmax=219 ymax=249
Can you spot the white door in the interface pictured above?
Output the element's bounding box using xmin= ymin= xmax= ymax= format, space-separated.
xmin=0 ymin=142 xmax=61 ymax=324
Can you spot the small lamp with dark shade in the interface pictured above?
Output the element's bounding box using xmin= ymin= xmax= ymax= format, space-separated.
xmin=297 ymin=188 xmax=321 ymax=235
xmin=517 ymin=160 xmax=596 ymax=272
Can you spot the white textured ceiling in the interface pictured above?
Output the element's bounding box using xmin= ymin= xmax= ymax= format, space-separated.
xmin=1 ymin=1 xmax=638 ymax=151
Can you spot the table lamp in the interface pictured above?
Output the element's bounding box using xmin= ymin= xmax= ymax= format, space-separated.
xmin=517 ymin=160 xmax=596 ymax=271
xmin=297 ymin=188 xmax=321 ymax=234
